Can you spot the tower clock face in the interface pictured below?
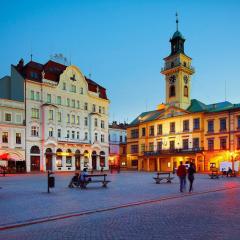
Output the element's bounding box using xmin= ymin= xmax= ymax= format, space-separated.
xmin=184 ymin=75 xmax=188 ymax=84
xmin=169 ymin=75 xmax=176 ymax=84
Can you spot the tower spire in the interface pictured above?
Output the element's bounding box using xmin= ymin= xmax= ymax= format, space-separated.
xmin=176 ymin=12 xmax=179 ymax=31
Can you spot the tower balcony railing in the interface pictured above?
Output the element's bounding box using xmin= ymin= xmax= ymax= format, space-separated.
xmin=143 ymin=147 xmax=204 ymax=156
xmin=161 ymin=63 xmax=195 ymax=73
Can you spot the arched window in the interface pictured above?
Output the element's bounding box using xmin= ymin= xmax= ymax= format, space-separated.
xmin=169 ymin=85 xmax=175 ymax=97
xmin=184 ymin=86 xmax=188 ymax=97
xmin=30 ymin=146 xmax=40 ymax=154
xmin=56 ymin=148 xmax=62 ymax=167
xmin=100 ymin=151 xmax=105 ymax=168
xmin=66 ymin=149 xmax=72 ymax=167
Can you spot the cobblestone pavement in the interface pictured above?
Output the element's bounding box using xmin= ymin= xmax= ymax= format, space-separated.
xmin=0 ymin=172 xmax=240 ymax=239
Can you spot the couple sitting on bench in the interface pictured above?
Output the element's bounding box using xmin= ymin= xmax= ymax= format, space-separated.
xmin=68 ymin=168 xmax=90 ymax=188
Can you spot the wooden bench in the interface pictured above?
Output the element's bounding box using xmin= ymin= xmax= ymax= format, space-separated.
xmin=81 ymin=174 xmax=111 ymax=188
xmin=209 ymin=170 xmax=219 ymax=179
xmin=153 ymin=172 xmax=174 ymax=184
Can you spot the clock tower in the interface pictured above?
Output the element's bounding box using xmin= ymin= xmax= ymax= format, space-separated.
xmin=161 ymin=14 xmax=194 ymax=110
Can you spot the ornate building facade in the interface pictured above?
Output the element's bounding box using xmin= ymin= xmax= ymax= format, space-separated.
xmin=0 ymin=59 xmax=110 ymax=172
xmin=127 ymin=20 xmax=240 ymax=172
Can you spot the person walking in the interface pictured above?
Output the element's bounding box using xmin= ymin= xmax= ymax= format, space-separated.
xmin=188 ymin=162 xmax=196 ymax=192
xmin=177 ymin=161 xmax=187 ymax=192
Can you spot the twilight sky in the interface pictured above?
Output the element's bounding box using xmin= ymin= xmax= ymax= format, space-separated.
xmin=1 ymin=0 xmax=240 ymax=123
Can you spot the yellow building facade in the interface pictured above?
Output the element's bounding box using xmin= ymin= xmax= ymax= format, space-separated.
xmin=127 ymin=20 xmax=240 ymax=172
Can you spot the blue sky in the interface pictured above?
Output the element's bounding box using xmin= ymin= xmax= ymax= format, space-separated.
xmin=1 ymin=0 xmax=240 ymax=123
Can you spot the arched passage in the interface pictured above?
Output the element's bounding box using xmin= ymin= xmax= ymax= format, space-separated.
xmin=30 ymin=146 xmax=40 ymax=171
xmin=56 ymin=148 xmax=63 ymax=168
xmin=45 ymin=148 xmax=53 ymax=171
xmin=92 ymin=151 xmax=97 ymax=170
xmin=100 ymin=151 xmax=105 ymax=167
xmin=75 ymin=150 xmax=81 ymax=170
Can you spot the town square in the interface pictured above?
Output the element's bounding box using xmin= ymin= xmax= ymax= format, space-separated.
xmin=0 ymin=1 xmax=240 ymax=239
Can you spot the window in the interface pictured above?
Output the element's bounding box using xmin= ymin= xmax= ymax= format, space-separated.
xmin=67 ymin=114 xmax=70 ymax=123
xmin=130 ymin=145 xmax=138 ymax=154
xmin=141 ymin=144 xmax=145 ymax=153
xmin=72 ymin=131 xmax=75 ymax=139
xmin=72 ymin=99 xmax=75 ymax=108
xmin=48 ymin=110 xmax=53 ymax=120
xmin=149 ymin=142 xmax=154 ymax=151
xmin=220 ymin=118 xmax=227 ymax=132
xmin=36 ymin=92 xmax=40 ymax=101
xmin=77 ymin=101 xmax=80 ymax=109
xmin=84 ymin=103 xmax=88 ymax=110
xmin=31 ymin=108 xmax=39 ymax=119
xmin=131 ymin=129 xmax=139 ymax=138
xmin=77 ymin=132 xmax=80 ymax=140
xmin=208 ymin=120 xmax=214 ymax=132
xmin=92 ymin=104 xmax=96 ymax=112
xmin=94 ymin=118 xmax=98 ymax=127
xmin=101 ymin=134 xmax=105 ymax=143
xmin=67 ymin=98 xmax=70 ymax=107
xmin=220 ymin=138 xmax=227 ymax=150
xmin=57 ymin=112 xmax=61 ymax=122
xmin=169 ymin=85 xmax=175 ymax=97
xmin=120 ymin=135 xmax=123 ymax=142
xmin=71 ymin=85 xmax=76 ymax=93
xmin=16 ymin=133 xmax=21 ymax=144
xmin=238 ymin=116 xmax=240 ymax=129
xmin=142 ymin=127 xmax=146 ymax=137
xmin=237 ymin=136 xmax=240 ymax=149
xmin=193 ymin=138 xmax=199 ymax=148
xmin=31 ymin=126 xmax=39 ymax=136
xmin=149 ymin=126 xmax=154 ymax=136
xmin=208 ymin=139 xmax=214 ymax=151
xmin=80 ymin=87 xmax=83 ymax=94
xmin=193 ymin=118 xmax=200 ymax=130
xmin=103 ymin=107 xmax=105 ymax=114
xmin=77 ymin=116 xmax=80 ymax=125
xmin=183 ymin=120 xmax=189 ymax=132
xmin=182 ymin=139 xmax=189 ymax=149
xmin=170 ymin=140 xmax=175 ymax=150
xmin=16 ymin=114 xmax=21 ymax=123
xmin=157 ymin=141 xmax=162 ymax=151
xmin=2 ymin=132 xmax=8 ymax=143
xmin=184 ymin=86 xmax=188 ymax=97
xmin=131 ymin=160 xmax=138 ymax=166
xmin=95 ymin=132 xmax=98 ymax=142
xmin=71 ymin=115 xmax=75 ymax=124
xmin=62 ymin=82 xmax=66 ymax=90
xmin=66 ymin=130 xmax=70 ymax=138
xmin=47 ymin=94 xmax=51 ymax=103
xmin=84 ymin=117 xmax=88 ymax=126
xmin=170 ymin=122 xmax=175 ymax=133
xmin=57 ymin=96 xmax=61 ymax=105
xmin=49 ymin=127 xmax=53 ymax=137
xmin=84 ymin=132 xmax=88 ymax=140
xmin=5 ymin=113 xmax=11 ymax=122
xmin=58 ymin=129 xmax=61 ymax=138
xmin=157 ymin=124 xmax=162 ymax=135
xmin=101 ymin=120 xmax=105 ymax=129
xmin=30 ymin=90 xmax=34 ymax=100
xmin=99 ymin=106 xmax=102 ymax=114
xmin=30 ymin=72 xmax=38 ymax=79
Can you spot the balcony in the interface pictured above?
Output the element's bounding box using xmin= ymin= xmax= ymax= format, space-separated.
xmin=144 ymin=147 xmax=204 ymax=156
xmin=161 ymin=63 xmax=195 ymax=73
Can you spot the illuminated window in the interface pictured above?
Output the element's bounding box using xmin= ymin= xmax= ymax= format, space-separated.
xmin=2 ymin=132 xmax=8 ymax=143
xmin=220 ymin=138 xmax=227 ymax=150
xmin=31 ymin=126 xmax=39 ymax=136
xmin=16 ymin=133 xmax=21 ymax=144
xmin=49 ymin=127 xmax=53 ymax=137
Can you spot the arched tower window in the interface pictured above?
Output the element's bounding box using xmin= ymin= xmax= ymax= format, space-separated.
xmin=169 ymin=85 xmax=176 ymax=97
xmin=184 ymin=86 xmax=188 ymax=97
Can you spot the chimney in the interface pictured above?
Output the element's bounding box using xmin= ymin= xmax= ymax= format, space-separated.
xmin=17 ymin=58 xmax=24 ymax=71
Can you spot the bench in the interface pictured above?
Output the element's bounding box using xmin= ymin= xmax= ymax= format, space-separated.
xmin=153 ymin=172 xmax=174 ymax=184
xmin=81 ymin=174 xmax=111 ymax=188
xmin=209 ymin=170 xmax=219 ymax=179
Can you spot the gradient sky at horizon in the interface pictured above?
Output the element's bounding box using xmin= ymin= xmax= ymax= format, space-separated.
xmin=1 ymin=0 xmax=240 ymax=123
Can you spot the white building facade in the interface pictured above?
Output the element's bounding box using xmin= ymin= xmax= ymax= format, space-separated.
xmin=0 ymin=99 xmax=25 ymax=172
xmin=0 ymin=59 xmax=110 ymax=172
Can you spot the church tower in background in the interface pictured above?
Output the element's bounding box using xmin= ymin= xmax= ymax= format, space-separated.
xmin=161 ymin=14 xmax=194 ymax=110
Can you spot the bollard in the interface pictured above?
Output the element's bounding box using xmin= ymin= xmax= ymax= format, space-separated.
xmin=47 ymin=171 xmax=55 ymax=193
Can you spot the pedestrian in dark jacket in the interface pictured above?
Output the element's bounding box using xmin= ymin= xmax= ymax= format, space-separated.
xmin=188 ymin=163 xmax=196 ymax=192
xmin=177 ymin=161 xmax=187 ymax=192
